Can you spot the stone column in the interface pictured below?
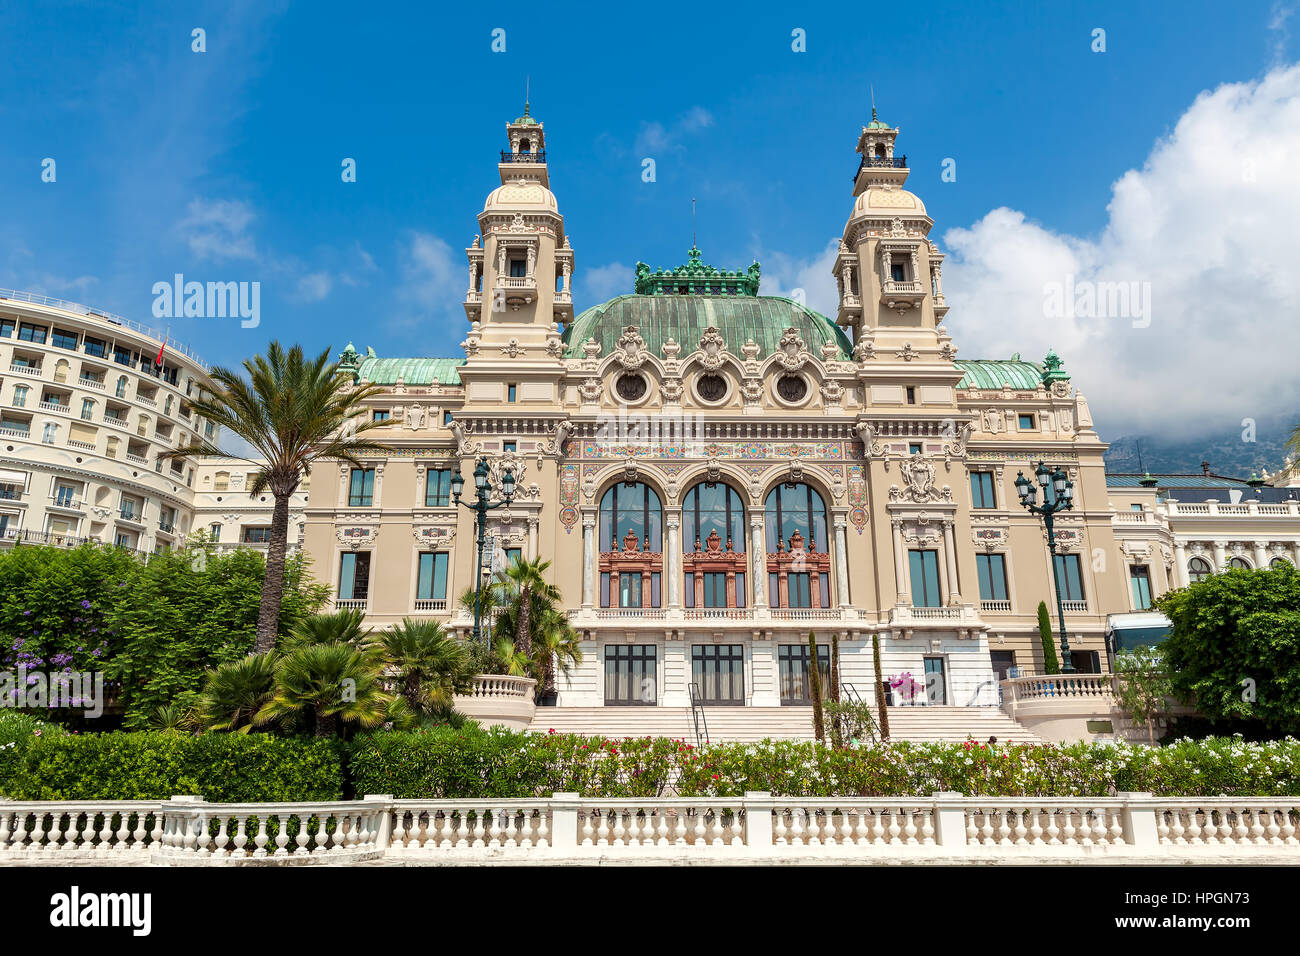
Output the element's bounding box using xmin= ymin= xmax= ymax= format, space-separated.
xmin=1253 ymin=542 xmax=1269 ymax=570
xmin=527 ymin=516 xmax=539 ymax=561
xmin=562 ymin=261 xmax=571 ymax=293
xmin=1212 ymin=540 xmax=1228 ymax=571
xmin=1172 ymin=542 xmax=1189 ymax=588
xmin=581 ymin=513 xmax=596 ymax=608
xmin=833 ymin=514 xmax=850 ymax=608
xmin=750 ymin=513 xmax=767 ymax=608
xmin=666 ymin=513 xmax=682 ymax=608
xmin=942 ymin=519 xmax=961 ymax=604
xmin=892 ymin=518 xmax=909 ymax=604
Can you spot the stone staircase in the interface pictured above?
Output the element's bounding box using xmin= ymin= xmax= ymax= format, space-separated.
xmin=527 ymin=706 xmax=1041 ymax=744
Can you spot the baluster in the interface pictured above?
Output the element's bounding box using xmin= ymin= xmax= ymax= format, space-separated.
xmin=47 ymin=812 xmax=65 ymax=853
xmin=995 ymin=809 xmax=1012 ymax=845
xmin=148 ymin=812 xmax=165 ymax=849
xmin=789 ymin=808 xmax=806 ymax=846
xmin=837 ymin=808 xmax=853 ymax=846
xmin=902 ymin=807 xmax=918 ymax=844
xmin=1264 ymin=807 xmax=1281 ymax=844
xmin=965 ymin=809 xmax=981 ymax=846
xmin=536 ymin=808 xmax=550 ymax=849
xmin=1027 ymin=809 xmax=1044 ymax=845
xmin=580 ymin=808 xmax=596 ymax=846
xmin=97 ymin=812 xmax=113 ymax=854
xmin=692 ymin=808 xmax=707 ymax=846
xmin=28 ymin=812 xmax=46 ymax=855
xmin=1229 ymin=807 xmax=1249 ymax=845
xmin=213 ymin=816 xmax=230 ymax=858
xmin=1213 ymin=808 xmax=1232 ymax=845
xmin=852 ymin=808 xmax=869 ymax=845
xmin=672 ymin=808 xmax=688 ymax=846
xmin=806 ymin=809 xmax=822 ymax=846
xmin=979 ymin=808 xmax=995 ymax=845
xmin=231 ymin=816 xmax=248 ymax=856
xmin=612 ymin=808 xmax=627 ymax=846
xmin=113 ymin=812 xmax=130 ymax=853
xmin=295 ymin=814 xmax=312 ymax=854
xmin=391 ymin=810 xmax=408 ymax=851
xmin=1012 ymin=809 xmax=1028 ymax=846
xmin=1248 ymin=807 xmax=1267 ymax=844
xmin=455 ymin=810 xmax=471 ymax=848
xmin=252 ymin=816 xmax=269 ymax=857
xmin=772 ymin=807 xmax=790 ymax=846
xmin=1155 ymin=808 xmax=1172 ymax=844
xmin=12 ymin=812 xmax=29 ymax=854
xmin=1167 ymin=808 xmax=1186 ymax=845
xmin=730 ymin=809 xmax=745 ymax=847
xmin=1181 ymin=807 xmax=1204 ymax=845
xmin=918 ymin=809 xmax=935 ymax=846
xmin=0 ymin=810 xmax=12 ymax=853
xmin=1279 ymin=807 xmax=1298 ymax=845
xmin=885 ymin=808 xmax=901 ymax=844
xmin=1107 ymin=808 xmax=1125 ymax=845
xmin=314 ymin=814 xmax=332 ymax=855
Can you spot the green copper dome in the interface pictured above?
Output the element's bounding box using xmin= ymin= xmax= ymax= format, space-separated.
xmin=563 ymin=294 xmax=852 ymax=360
xmin=953 ymin=358 xmax=1045 ymax=391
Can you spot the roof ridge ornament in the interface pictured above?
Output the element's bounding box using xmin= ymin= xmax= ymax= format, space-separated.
xmin=634 ymin=246 xmax=761 ymax=296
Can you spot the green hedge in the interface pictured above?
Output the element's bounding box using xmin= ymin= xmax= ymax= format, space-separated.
xmin=5 ymin=727 xmax=1300 ymax=800
xmin=0 ymin=712 xmax=64 ymax=794
xmin=2 ymin=731 xmax=342 ymax=802
xmin=348 ymin=727 xmax=1300 ymax=799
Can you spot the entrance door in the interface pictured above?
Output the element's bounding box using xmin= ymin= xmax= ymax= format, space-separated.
xmin=923 ymin=656 xmax=947 ymax=705
xmin=691 ymin=644 xmax=745 ymax=704
xmin=605 ymin=645 xmax=657 ymax=705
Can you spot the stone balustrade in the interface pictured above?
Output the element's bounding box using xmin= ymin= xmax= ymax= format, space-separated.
xmin=1001 ymin=673 xmax=1117 ymax=702
xmin=3 ymin=793 xmax=1297 ymax=862
xmin=450 ymin=674 xmax=537 ymax=729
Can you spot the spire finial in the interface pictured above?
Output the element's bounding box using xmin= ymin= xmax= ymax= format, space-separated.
xmin=691 ymin=197 xmax=697 ymax=251
xmin=524 ymin=75 xmax=530 ymax=116
xmin=870 ymin=82 xmax=877 ymax=122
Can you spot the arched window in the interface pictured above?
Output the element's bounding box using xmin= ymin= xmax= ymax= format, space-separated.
xmin=765 ymin=483 xmax=832 ymax=608
xmin=115 ymin=376 xmax=128 ymax=398
xmin=874 ymin=143 xmax=886 ymax=158
xmin=1270 ymin=556 xmax=1292 ymax=569
xmin=1188 ymin=557 xmax=1212 ymax=582
xmin=1228 ymin=556 xmax=1251 ymax=570
xmin=598 ymin=482 xmax=662 ymax=608
xmin=54 ymin=359 xmax=70 ymax=383
xmin=683 ymin=482 xmax=746 ymax=609
xmin=519 ymin=137 xmax=531 ymax=153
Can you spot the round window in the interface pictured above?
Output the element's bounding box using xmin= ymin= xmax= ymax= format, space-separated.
xmin=615 ymin=373 xmax=647 ymax=402
xmin=696 ymin=373 xmax=727 ymax=403
xmin=776 ymin=375 xmax=808 ymax=402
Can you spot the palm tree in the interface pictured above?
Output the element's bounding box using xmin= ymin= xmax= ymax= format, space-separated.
xmin=281 ymin=608 xmax=371 ymax=652
xmin=198 ymin=652 xmax=279 ymax=732
xmin=498 ymin=557 xmax=560 ymax=660
xmin=162 ymin=342 xmax=388 ymax=654
xmin=530 ymin=605 xmax=583 ymax=702
xmin=372 ymin=618 xmax=474 ymax=718
xmin=255 ymin=644 xmax=392 ymax=737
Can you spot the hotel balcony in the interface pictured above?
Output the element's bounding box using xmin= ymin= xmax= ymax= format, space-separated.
xmin=881 ymin=279 xmax=925 ymax=310
xmin=77 ymin=375 xmax=106 ymax=391
xmin=554 ymin=288 xmax=573 ymax=320
xmin=463 ymin=289 xmax=482 ymax=320
xmin=7 ymin=363 xmax=42 ymax=378
xmin=887 ymin=604 xmax=983 ymax=631
xmin=566 ymin=606 xmax=855 ymax=627
xmin=334 ymin=598 xmax=368 ymax=612
xmin=497 ymin=275 xmax=536 ymax=308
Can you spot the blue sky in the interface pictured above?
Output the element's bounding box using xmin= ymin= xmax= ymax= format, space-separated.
xmin=1 ymin=0 xmax=1297 ymax=444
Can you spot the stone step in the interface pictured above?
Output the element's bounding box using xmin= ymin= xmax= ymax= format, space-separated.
xmin=527 ymin=706 xmax=1040 ymax=743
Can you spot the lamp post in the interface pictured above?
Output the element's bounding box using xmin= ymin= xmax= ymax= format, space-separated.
xmin=1015 ymin=461 xmax=1077 ymax=674
xmin=451 ymin=457 xmax=516 ymax=645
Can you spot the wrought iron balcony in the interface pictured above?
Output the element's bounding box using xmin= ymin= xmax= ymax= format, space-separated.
xmin=500 ymin=150 xmax=546 ymax=163
xmin=854 ymin=155 xmax=907 ymax=180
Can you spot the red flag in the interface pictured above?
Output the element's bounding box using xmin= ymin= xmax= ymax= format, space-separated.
xmin=154 ymin=339 xmax=165 ymax=367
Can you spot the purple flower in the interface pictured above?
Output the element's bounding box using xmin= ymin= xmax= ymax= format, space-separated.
xmin=80 ymin=600 xmax=91 ymax=610
xmin=21 ymin=611 xmax=30 ymax=617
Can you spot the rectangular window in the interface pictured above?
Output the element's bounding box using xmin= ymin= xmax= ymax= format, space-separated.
xmin=443 ymin=411 xmax=453 ymax=425
xmin=53 ymin=483 xmax=77 ymax=508
xmin=1018 ymin=413 xmax=1036 ymax=430
xmin=702 ymin=572 xmax=728 ymax=608
xmin=990 ymin=650 xmax=1017 ymax=681
xmin=691 ymin=644 xmax=745 ymax=704
xmin=417 ymin=551 xmax=450 ymax=601
xmin=1129 ymin=565 xmax=1152 ymax=610
xmin=905 ymin=386 xmax=916 ymax=404
xmin=970 ymin=471 xmax=997 ymax=509
xmin=425 ymin=468 xmax=451 ymax=507
xmin=909 ymin=442 xmax=922 ymax=456
xmin=348 ymin=468 xmax=375 ymax=506
xmin=509 ymin=259 xmax=527 ymax=278
xmin=51 ymin=328 xmax=78 ymax=350
xmin=338 ymin=551 xmax=372 ymax=600
xmin=507 ymin=383 xmax=517 ymax=403
xmin=502 ymin=440 xmax=516 ymax=453
xmin=1053 ymin=553 xmax=1085 ymax=602
xmin=242 ymin=527 xmax=272 ymax=543
xmin=778 ymin=643 xmax=831 ymax=703
xmin=924 ymin=656 xmax=947 ymax=705
xmin=890 ymin=261 xmax=906 ymax=282
xmin=1130 ymin=503 xmax=1143 ymax=512
xmin=209 ymin=523 xmax=222 ymax=541
xmin=17 ymin=323 xmax=47 ymax=344
xmin=618 ymin=572 xmax=642 ymax=608
xmin=113 ymin=346 xmax=132 ymax=366
xmin=976 ymin=553 xmax=1009 ymax=601
xmin=12 ymin=386 xmax=27 ymax=408
xmin=604 ymin=645 xmax=656 ymax=705
xmin=372 ymin=410 xmax=390 ymax=422
xmin=787 ymin=573 xmax=812 ymax=608
xmin=909 ymin=549 xmax=942 ymax=607
xmin=81 ymin=399 xmax=95 ymax=421
xmin=83 ymin=336 xmax=107 ymax=358
xmin=0 ymin=319 xmax=13 ymax=338
xmin=505 ymin=547 xmax=522 ymax=567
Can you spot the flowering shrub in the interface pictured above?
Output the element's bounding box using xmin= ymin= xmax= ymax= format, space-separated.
xmin=0 ymin=711 xmax=64 ymax=793
xmin=348 ymin=728 xmax=1300 ymax=799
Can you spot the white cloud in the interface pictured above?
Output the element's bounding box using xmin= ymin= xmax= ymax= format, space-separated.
xmin=940 ymin=63 xmax=1300 ymax=441
xmin=578 ymin=262 xmax=635 ymax=307
xmin=634 ymin=107 xmax=715 ymax=155
xmin=392 ymin=231 xmax=463 ymax=331
xmin=176 ymin=198 xmax=257 ymax=261
xmin=759 ymin=238 xmax=841 ymax=318
xmin=292 ymin=272 xmax=332 ymax=303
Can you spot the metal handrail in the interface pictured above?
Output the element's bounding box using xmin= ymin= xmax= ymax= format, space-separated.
xmin=0 ymin=288 xmax=208 ymax=368
xmin=687 ymin=682 xmax=710 ymax=748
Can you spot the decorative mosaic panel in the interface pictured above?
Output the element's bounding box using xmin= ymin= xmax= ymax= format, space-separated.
xmin=847 ymin=464 xmax=867 ymax=534
xmin=559 ymin=464 xmax=579 ymax=534
xmin=580 ymin=440 xmax=847 ymax=461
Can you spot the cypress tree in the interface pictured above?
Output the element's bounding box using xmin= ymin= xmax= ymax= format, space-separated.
xmin=807 ymin=630 xmax=825 ymax=742
xmin=829 ymin=631 xmax=843 ymax=747
xmin=872 ymin=631 xmax=890 ymax=741
xmin=1038 ymin=600 xmax=1061 ymax=675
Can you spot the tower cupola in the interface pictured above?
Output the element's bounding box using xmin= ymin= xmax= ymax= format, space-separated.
xmin=853 ymin=107 xmax=908 ymax=194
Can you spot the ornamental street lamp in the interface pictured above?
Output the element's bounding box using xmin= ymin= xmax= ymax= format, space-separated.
xmin=1015 ymin=461 xmax=1077 ymax=674
xmin=451 ymin=457 xmax=516 ymax=645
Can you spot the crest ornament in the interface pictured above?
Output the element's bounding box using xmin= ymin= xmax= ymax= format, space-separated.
xmin=697 ymin=327 xmax=727 ymax=370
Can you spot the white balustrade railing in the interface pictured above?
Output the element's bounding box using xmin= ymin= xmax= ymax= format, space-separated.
xmin=1001 ymin=673 xmax=1117 ymax=701
xmin=468 ymin=674 xmax=535 ymax=699
xmin=3 ymin=794 xmax=1296 ymax=863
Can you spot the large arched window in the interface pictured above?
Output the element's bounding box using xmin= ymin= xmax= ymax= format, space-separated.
xmin=1188 ymin=557 xmax=1212 ymax=582
xmin=683 ymin=482 xmax=746 ymax=609
xmin=765 ymin=483 xmax=831 ymax=608
xmin=1228 ymin=556 xmax=1251 ymax=570
xmin=598 ymin=482 xmax=662 ymax=608
xmin=1271 ymin=556 xmax=1293 ymax=569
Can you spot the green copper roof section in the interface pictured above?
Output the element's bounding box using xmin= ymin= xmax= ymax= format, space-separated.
xmin=1041 ymin=348 xmax=1070 ymax=384
xmin=564 ymin=294 xmax=852 ymax=360
xmin=356 ymin=357 xmax=465 ymax=386
xmin=865 ymin=106 xmax=891 ymax=130
xmin=954 ymin=357 xmax=1045 ymax=390
xmin=635 ymin=246 xmax=761 ymax=296
xmin=512 ymin=101 xmax=539 ymax=126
